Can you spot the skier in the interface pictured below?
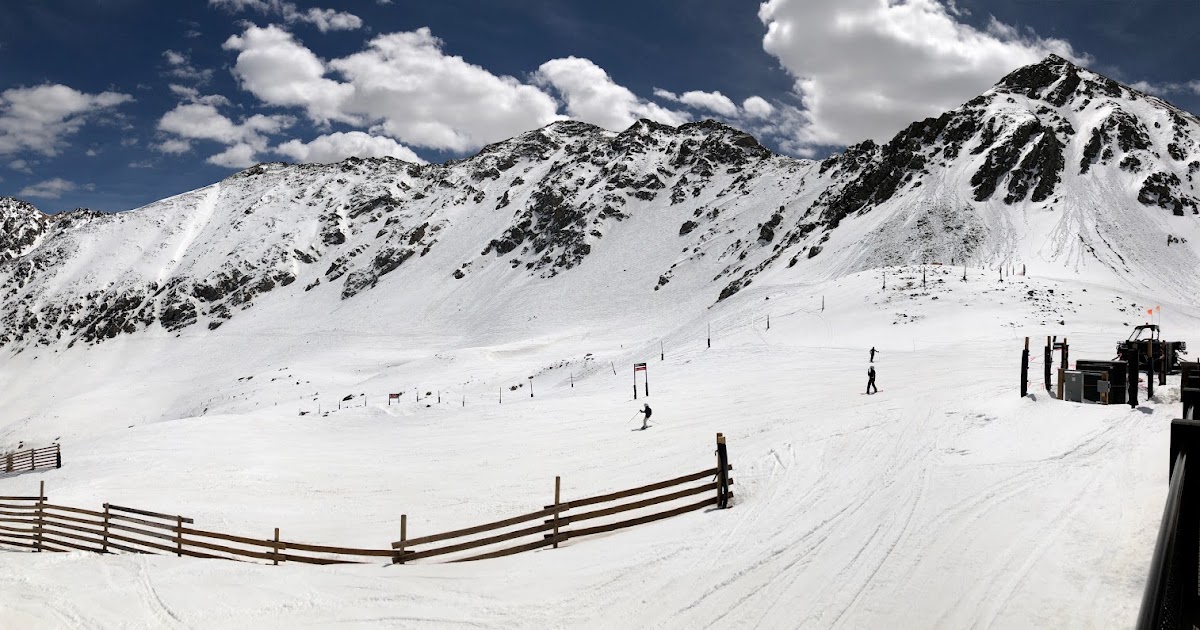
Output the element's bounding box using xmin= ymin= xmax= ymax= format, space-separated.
xmin=639 ymin=403 xmax=653 ymax=430
xmin=869 ymin=347 xmax=877 ymax=363
xmin=867 ymin=366 xmax=878 ymax=395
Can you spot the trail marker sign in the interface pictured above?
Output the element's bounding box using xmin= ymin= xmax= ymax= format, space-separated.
xmin=633 ymin=363 xmax=649 ymax=399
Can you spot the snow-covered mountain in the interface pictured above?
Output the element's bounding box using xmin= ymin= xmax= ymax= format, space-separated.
xmin=2 ymin=54 xmax=1199 ymax=349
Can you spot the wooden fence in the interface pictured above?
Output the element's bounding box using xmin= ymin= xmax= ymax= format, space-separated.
xmin=2 ymin=444 xmax=60 ymax=475
xmin=394 ymin=432 xmax=734 ymax=563
xmin=0 ymin=434 xmax=733 ymax=566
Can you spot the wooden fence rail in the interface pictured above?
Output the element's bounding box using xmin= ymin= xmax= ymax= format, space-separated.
xmin=2 ymin=444 xmax=61 ymax=475
xmin=0 ymin=434 xmax=734 ymax=567
xmin=394 ymin=433 xmax=735 ymax=564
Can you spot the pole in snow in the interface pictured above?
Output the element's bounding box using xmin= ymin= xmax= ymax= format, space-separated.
xmin=529 ymin=377 xmax=534 ymax=398
xmin=707 ymin=323 xmax=711 ymax=349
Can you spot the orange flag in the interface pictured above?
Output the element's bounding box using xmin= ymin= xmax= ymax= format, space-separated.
xmin=1148 ymin=308 xmax=1154 ymax=316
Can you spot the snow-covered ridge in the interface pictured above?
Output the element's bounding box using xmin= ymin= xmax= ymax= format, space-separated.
xmin=2 ymin=55 xmax=1200 ymax=349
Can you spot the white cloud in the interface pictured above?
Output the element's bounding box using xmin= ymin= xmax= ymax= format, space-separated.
xmin=224 ymin=25 xmax=560 ymax=152
xmin=0 ymin=84 xmax=133 ymax=157
xmin=223 ymin=25 xmax=355 ymax=124
xmin=534 ymin=57 xmax=687 ymax=130
xmin=162 ymin=50 xmax=214 ymax=84
xmin=742 ymin=96 xmax=775 ymax=119
xmin=19 ymin=177 xmax=76 ymax=199
xmin=168 ymin=84 xmax=231 ymax=107
xmin=677 ymin=90 xmax=739 ymax=117
xmin=276 ymin=131 xmax=424 ymax=164
xmin=208 ymin=0 xmax=362 ymax=32
xmin=156 ymin=102 xmax=293 ymax=166
xmin=757 ymin=0 xmax=1087 ymax=149
xmin=207 ymin=143 xmax=258 ymax=168
xmin=8 ymin=159 xmax=32 ymax=173
xmin=1129 ymin=79 xmax=1200 ymax=97
xmin=331 ymin=29 xmax=562 ymax=151
xmin=155 ymin=138 xmax=193 ymax=154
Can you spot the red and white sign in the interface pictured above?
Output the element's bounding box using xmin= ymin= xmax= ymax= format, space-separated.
xmin=388 ymin=393 xmax=400 ymax=400
xmin=634 ymin=363 xmax=647 ymax=372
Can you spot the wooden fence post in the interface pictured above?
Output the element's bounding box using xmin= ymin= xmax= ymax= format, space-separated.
xmin=716 ymin=434 xmax=730 ymax=509
xmin=394 ymin=514 xmax=407 ymax=565
xmin=55 ymin=444 xmax=61 ymax=469
xmin=273 ymin=527 xmax=281 ymax=566
xmin=553 ymin=476 xmax=561 ymax=549
xmin=176 ymin=515 xmax=183 ymax=557
xmin=4 ymin=453 xmax=10 ymax=473
xmin=102 ymin=503 xmax=110 ymax=553
xmin=35 ymin=481 xmax=45 ymax=552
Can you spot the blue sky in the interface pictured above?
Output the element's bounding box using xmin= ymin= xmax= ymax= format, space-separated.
xmin=1 ymin=0 xmax=1198 ymax=213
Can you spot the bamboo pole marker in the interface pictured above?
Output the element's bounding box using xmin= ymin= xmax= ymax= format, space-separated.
xmin=273 ymin=527 xmax=281 ymax=566
xmin=553 ymin=476 xmax=561 ymax=549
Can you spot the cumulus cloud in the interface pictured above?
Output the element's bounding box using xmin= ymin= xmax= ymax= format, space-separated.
xmin=19 ymin=177 xmax=77 ymax=199
xmin=156 ymin=102 xmax=293 ymax=166
xmin=655 ymin=89 xmax=739 ymax=117
xmin=331 ymin=29 xmax=562 ymax=150
xmin=224 ymin=25 xmax=559 ymax=152
xmin=275 ymin=131 xmax=424 ymax=164
xmin=208 ymin=0 xmax=362 ymax=32
xmin=534 ymin=57 xmax=687 ymax=130
xmin=742 ymin=96 xmax=775 ymax=119
xmin=207 ymin=143 xmax=258 ymax=168
xmin=8 ymin=159 xmax=32 ymax=173
xmin=0 ymin=84 xmax=132 ymax=157
xmin=757 ymin=0 xmax=1088 ymax=149
xmin=223 ymin=25 xmax=355 ymax=124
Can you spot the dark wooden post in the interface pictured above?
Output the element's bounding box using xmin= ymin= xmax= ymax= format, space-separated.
xmin=1044 ymin=336 xmax=1052 ymax=392
xmin=707 ymin=324 xmax=711 ymax=349
xmin=394 ymin=514 xmax=407 ymax=565
xmin=55 ymin=444 xmax=61 ymax=469
xmin=766 ymin=314 xmax=770 ymax=330
xmin=1062 ymin=338 xmax=1069 ymax=371
xmin=1162 ymin=344 xmax=1169 ymax=386
xmin=176 ymin=515 xmax=183 ymax=557
xmin=716 ymin=434 xmax=730 ymax=509
xmin=273 ymin=527 xmax=281 ymax=566
xmin=102 ymin=503 xmax=110 ymax=553
xmin=4 ymin=453 xmax=10 ymax=473
xmin=633 ymin=365 xmax=637 ymax=400
xmin=1147 ymin=340 xmax=1155 ymax=399
xmin=35 ymin=481 xmax=44 ymax=552
xmin=1129 ymin=346 xmax=1140 ymax=408
xmin=529 ymin=378 xmax=533 ymax=398
xmin=552 ymin=476 xmax=561 ymax=549
xmin=1020 ymin=337 xmax=1029 ymax=398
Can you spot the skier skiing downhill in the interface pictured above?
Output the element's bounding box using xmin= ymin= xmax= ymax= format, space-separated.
xmin=870 ymin=347 xmax=878 ymax=363
xmin=639 ymin=404 xmax=652 ymax=430
xmin=867 ymin=366 xmax=878 ymax=395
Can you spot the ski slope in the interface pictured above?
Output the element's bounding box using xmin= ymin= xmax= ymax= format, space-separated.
xmin=0 ymin=264 xmax=1180 ymax=628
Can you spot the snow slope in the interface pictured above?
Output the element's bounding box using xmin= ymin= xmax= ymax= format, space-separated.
xmin=0 ymin=263 xmax=1184 ymax=628
xmin=1 ymin=54 xmax=1197 ymax=628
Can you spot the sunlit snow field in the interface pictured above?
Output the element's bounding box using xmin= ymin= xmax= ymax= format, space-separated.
xmin=0 ymin=264 xmax=1183 ymax=628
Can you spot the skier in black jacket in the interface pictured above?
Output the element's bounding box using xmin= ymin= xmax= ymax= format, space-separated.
xmin=640 ymin=404 xmax=652 ymax=430
xmin=867 ymin=366 xmax=878 ymax=395
xmin=870 ymin=347 xmax=878 ymax=363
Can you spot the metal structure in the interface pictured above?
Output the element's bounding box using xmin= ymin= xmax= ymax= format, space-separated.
xmin=1138 ymin=419 xmax=1200 ymax=629
xmin=1119 ymin=325 xmax=1187 ymax=374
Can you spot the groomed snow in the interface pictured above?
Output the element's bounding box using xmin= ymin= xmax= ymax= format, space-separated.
xmin=0 ymin=263 xmax=1181 ymax=628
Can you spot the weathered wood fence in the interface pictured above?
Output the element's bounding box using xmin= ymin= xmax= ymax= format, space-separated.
xmin=0 ymin=435 xmax=733 ymax=566
xmin=2 ymin=444 xmax=60 ymax=475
